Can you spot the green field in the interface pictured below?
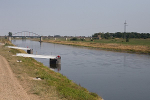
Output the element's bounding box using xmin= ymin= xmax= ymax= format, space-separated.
xmin=45 ymin=37 xmax=150 ymax=46
xmin=91 ymin=38 xmax=150 ymax=46
xmin=39 ymin=37 xmax=150 ymax=54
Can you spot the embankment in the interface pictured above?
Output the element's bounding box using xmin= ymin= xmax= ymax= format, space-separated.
xmin=41 ymin=40 xmax=150 ymax=54
xmin=0 ymin=39 xmax=103 ymax=100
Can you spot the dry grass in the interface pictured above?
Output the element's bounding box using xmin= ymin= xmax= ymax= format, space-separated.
xmin=44 ymin=40 xmax=150 ymax=54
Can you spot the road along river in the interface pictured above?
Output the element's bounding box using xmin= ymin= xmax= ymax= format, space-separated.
xmin=12 ymin=39 xmax=150 ymax=100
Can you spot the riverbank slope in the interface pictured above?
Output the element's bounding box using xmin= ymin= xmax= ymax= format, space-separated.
xmin=0 ymin=39 xmax=102 ymax=100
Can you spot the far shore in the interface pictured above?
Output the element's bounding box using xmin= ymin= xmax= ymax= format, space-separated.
xmin=33 ymin=38 xmax=150 ymax=55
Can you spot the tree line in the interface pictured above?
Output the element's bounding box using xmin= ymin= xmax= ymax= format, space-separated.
xmin=92 ymin=32 xmax=150 ymax=39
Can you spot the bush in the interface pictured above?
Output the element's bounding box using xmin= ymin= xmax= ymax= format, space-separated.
xmin=80 ymin=38 xmax=85 ymax=41
xmin=70 ymin=37 xmax=78 ymax=41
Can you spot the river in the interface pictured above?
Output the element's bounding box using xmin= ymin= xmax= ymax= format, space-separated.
xmin=12 ymin=39 xmax=150 ymax=100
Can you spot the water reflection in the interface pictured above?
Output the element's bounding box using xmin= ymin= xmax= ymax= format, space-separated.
xmin=22 ymin=39 xmax=26 ymax=41
xmin=40 ymin=42 xmax=42 ymax=48
xmin=49 ymin=64 xmax=61 ymax=72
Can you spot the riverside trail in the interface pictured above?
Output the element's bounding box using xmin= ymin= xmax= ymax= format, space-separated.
xmin=0 ymin=55 xmax=30 ymax=100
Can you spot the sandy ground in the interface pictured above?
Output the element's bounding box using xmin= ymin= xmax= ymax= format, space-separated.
xmin=0 ymin=55 xmax=30 ymax=100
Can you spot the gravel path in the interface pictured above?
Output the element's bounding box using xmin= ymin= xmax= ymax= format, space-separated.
xmin=0 ymin=55 xmax=30 ymax=100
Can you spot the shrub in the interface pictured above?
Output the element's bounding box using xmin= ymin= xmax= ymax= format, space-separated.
xmin=80 ymin=38 xmax=85 ymax=41
xmin=70 ymin=37 xmax=78 ymax=41
xmin=126 ymin=38 xmax=129 ymax=42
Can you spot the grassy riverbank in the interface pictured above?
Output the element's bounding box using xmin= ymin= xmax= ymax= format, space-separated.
xmin=0 ymin=39 xmax=102 ymax=100
xmin=38 ymin=38 xmax=150 ymax=54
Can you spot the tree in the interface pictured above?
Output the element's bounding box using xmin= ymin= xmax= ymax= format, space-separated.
xmin=126 ymin=33 xmax=130 ymax=42
xmin=8 ymin=32 xmax=12 ymax=37
xmin=130 ymin=32 xmax=136 ymax=38
xmin=70 ymin=37 xmax=78 ymax=41
xmin=92 ymin=32 xmax=103 ymax=39
xmin=104 ymin=32 xmax=110 ymax=39
xmin=115 ymin=32 xmax=123 ymax=38
xmin=92 ymin=33 xmax=100 ymax=38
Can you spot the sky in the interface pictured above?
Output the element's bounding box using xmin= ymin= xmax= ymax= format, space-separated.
xmin=0 ymin=0 xmax=150 ymax=36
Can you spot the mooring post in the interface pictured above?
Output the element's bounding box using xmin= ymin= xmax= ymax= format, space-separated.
xmin=40 ymin=36 xmax=43 ymax=42
xmin=56 ymin=55 xmax=61 ymax=64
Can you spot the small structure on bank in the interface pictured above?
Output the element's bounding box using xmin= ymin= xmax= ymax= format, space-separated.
xmin=16 ymin=53 xmax=61 ymax=65
xmin=7 ymin=46 xmax=61 ymax=66
xmin=7 ymin=46 xmax=33 ymax=54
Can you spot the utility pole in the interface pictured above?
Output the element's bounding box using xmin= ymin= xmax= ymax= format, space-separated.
xmin=124 ymin=20 xmax=127 ymax=39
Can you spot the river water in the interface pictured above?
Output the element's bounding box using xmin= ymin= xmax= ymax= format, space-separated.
xmin=12 ymin=40 xmax=150 ymax=100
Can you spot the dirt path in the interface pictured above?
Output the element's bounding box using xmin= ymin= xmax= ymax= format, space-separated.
xmin=0 ymin=55 xmax=30 ymax=100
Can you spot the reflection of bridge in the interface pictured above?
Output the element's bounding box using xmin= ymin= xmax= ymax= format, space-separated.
xmin=12 ymin=31 xmax=41 ymax=38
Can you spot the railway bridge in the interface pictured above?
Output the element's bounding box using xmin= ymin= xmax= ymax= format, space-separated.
xmin=8 ymin=31 xmax=43 ymax=42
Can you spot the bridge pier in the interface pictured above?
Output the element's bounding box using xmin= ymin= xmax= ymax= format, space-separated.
xmin=8 ymin=36 xmax=12 ymax=41
xmin=40 ymin=36 xmax=43 ymax=42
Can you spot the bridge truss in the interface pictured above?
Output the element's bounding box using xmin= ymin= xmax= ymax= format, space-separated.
xmin=12 ymin=31 xmax=41 ymax=38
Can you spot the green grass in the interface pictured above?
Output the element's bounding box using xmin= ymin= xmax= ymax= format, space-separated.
xmin=22 ymin=57 xmax=99 ymax=100
xmin=43 ymin=37 xmax=150 ymax=46
xmin=33 ymin=38 xmax=150 ymax=55
xmin=0 ymin=41 xmax=102 ymax=100
xmin=89 ymin=38 xmax=150 ymax=46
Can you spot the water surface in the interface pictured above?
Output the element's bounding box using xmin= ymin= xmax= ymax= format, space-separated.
xmin=12 ymin=40 xmax=150 ymax=100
